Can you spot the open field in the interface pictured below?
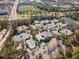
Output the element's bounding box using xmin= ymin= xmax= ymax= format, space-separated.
xmin=59 ymin=5 xmax=72 ymax=8
xmin=18 ymin=4 xmax=45 ymax=12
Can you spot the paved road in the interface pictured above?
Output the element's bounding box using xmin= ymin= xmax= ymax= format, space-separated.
xmin=0 ymin=29 xmax=7 ymax=42
xmin=9 ymin=0 xmax=19 ymax=20
xmin=0 ymin=0 xmax=20 ymax=49
xmin=0 ymin=0 xmax=20 ymax=50
xmin=0 ymin=0 xmax=18 ymax=49
xmin=0 ymin=28 xmax=11 ymax=50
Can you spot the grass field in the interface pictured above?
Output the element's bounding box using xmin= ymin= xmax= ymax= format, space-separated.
xmin=18 ymin=4 xmax=45 ymax=12
xmin=60 ymin=5 xmax=72 ymax=8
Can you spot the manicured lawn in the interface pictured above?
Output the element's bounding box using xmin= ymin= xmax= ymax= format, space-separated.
xmin=19 ymin=5 xmax=33 ymax=11
xmin=72 ymin=52 xmax=79 ymax=59
xmin=72 ymin=46 xmax=79 ymax=55
xmin=60 ymin=5 xmax=72 ymax=8
xmin=18 ymin=4 xmax=45 ymax=12
xmin=67 ymin=52 xmax=79 ymax=59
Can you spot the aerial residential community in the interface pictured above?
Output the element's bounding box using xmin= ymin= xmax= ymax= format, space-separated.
xmin=0 ymin=0 xmax=79 ymax=59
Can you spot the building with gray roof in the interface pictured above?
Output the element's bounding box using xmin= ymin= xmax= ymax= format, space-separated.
xmin=13 ymin=33 xmax=30 ymax=42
